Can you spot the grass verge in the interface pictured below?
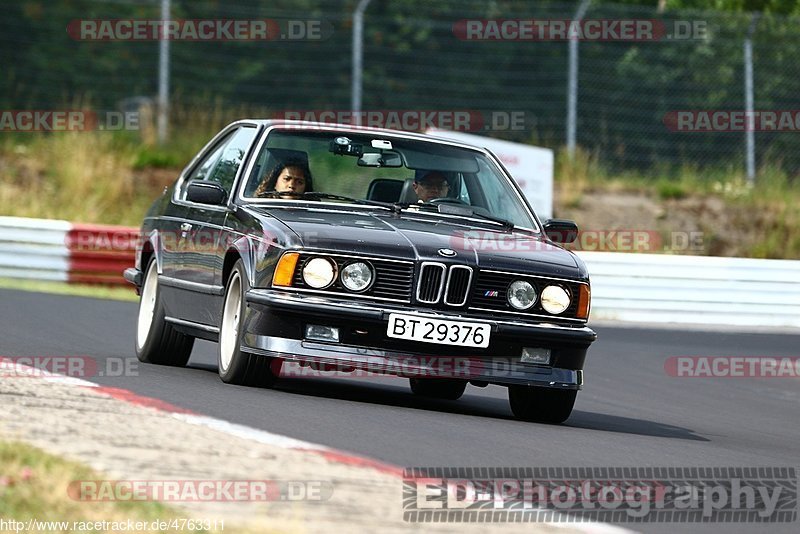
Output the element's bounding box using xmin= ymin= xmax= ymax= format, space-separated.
xmin=0 ymin=278 xmax=138 ymax=302
xmin=0 ymin=440 xmax=216 ymax=533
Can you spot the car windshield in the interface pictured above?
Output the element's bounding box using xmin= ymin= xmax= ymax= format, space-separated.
xmin=241 ymin=128 xmax=539 ymax=231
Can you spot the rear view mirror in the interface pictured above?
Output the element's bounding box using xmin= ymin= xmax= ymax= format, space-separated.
xmin=357 ymin=150 xmax=403 ymax=167
xmin=185 ymin=180 xmax=227 ymax=205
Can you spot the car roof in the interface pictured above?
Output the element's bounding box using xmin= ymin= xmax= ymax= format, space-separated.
xmin=230 ymin=119 xmax=493 ymax=155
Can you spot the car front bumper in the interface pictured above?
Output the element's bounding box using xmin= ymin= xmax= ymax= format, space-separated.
xmin=243 ymin=289 xmax=596 ymax=390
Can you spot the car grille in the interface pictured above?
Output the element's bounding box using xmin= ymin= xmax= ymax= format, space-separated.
xmin=471 ymin=270 xmax=582 ymax=318
xmin=416 ymin=263 xmax=445 ymax=303
xmin=292 ymin=255 xmax=413 ymax=301
xmin=444 ymin=265 xmax=473 ymax=306
xmin=416 ymin=263 xmax=473 ymax=306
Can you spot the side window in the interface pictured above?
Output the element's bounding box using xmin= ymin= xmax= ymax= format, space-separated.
xmin=180 ymin=132 xmax=233 ymax=199
xmin=207 ymin=127 xmax=258 ymax=194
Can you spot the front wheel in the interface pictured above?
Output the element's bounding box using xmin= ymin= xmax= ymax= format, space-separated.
xmin=508 ymin=386 xmax=577 ymax=424
xmin=135 ymin=258 xmax=194 ymax=366
xmin=217 ymin=260 xmax=279 ymax=387
xmin=409 ymin=378 xmax=467 ymax=400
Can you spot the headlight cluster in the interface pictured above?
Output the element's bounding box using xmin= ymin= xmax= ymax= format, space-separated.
xmin=507 ymin=280 xmax=571 ymax=315
xmin=290 ymin=255 xmax=373 ymax=292
xmin=541 ymin=285 xmax=570 ymax=314
xmin=340 ymin=261 xmax=373 ymax=292
xmin=302 ymin=257 xmax=337 ymax=289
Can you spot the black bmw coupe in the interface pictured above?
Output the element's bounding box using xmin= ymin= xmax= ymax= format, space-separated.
xmin=124 ymin=120 xmax=595 ymax=423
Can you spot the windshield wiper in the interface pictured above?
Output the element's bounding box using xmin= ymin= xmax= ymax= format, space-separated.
xmin=464 ymin=210 xmax=516 ymax=230
xmin=399 ymin=201 xmax=516 ymax=230
xmin=297 ymin=192 xmax=401 ymax=212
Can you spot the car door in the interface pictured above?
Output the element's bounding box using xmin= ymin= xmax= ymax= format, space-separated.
xmin=178 ymin=125 xmax=259 ymax=326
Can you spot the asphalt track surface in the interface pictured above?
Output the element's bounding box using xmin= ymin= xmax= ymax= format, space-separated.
xmin=2 ymin=288 xmax=798 ymax=533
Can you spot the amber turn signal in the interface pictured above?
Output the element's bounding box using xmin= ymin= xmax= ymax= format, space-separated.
xmin=576 ymin=284 xmax=591 ymax=319
xmin=272 ymin=252 xmax=300 ymax=287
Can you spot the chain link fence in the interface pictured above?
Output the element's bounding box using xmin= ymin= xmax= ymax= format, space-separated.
xmin=2 ymin=0 xmax=799 ymax=178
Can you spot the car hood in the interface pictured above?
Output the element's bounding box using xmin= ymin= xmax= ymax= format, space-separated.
xmin=253 ymin=207 xmax=584 ymax=279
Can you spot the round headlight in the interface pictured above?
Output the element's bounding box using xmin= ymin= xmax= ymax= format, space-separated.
xmin=507 ymin=280 xmax=537 ymax=310
xmin=341 ymin=262 xmax=373 ymax=292
xmin=541 ymin=285 xmax=570 ymax=314
xmin=302 ymin=257 xmax=336 ymax=289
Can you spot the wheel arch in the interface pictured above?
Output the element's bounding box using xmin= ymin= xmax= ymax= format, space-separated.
xmin=222 ymin=235 xmax=255 ymax=286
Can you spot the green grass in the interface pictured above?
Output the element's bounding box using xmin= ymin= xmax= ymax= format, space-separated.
xmin=0 ymin=441 xmax=210 ymax=532
xmin=0 ymin=278 xmax=138 ymax=302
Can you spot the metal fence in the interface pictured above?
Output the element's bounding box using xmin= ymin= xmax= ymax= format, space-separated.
xmin=2 ymin=0 xmax=799 ymax=178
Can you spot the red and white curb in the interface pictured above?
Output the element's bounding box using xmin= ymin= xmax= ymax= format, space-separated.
xmin=3 ymin=357 xmax=633 ymax=534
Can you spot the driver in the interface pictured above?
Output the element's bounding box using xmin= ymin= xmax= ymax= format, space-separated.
xmin=412 ymin=171 xmax=450 ymax=203
xmin=255 ymin=160 xmax=313 ymax=198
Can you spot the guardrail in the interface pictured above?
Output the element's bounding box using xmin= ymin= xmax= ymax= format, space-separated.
xmin=1 ymin=216 xmax=798 ymax=328
xmin=0 ymin=216 xmax=137 ymax=286
xmin=578 ymin=251 xmax=800 ymax=328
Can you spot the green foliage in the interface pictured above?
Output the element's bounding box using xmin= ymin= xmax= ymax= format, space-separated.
xmin=133 ymin=147 xmax=184 ymax=169
xmin=657 ymin=180 xmax=688 ymax=199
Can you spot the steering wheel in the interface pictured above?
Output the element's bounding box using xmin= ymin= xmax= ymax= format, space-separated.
xmin=427 ymin=197 xmax=469 ymax=206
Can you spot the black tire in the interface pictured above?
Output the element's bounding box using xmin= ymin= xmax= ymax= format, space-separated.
xmin=508 ymin=386 xmax=577 ymax=424
xmin=217 ymin=259 xmax=279 ymax=387
xmin=135 ymin=258 xmax=194 ymax=366
xmin=409 ymin=378 xmax=467 ymax=400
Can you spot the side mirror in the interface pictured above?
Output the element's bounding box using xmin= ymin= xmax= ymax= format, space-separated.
xmin=543 ymin=219 xmax=579 ymax=244
xmin=186 ymin=180 xmax=227 ymax=206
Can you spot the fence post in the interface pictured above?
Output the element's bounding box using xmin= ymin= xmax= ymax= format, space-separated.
xmin=351 ymin=0 xmax=372 ymax=126
xmin=566 ymin=0 xmax=591 ymax=158
xmin=744 ymin=13 xmax=760 ymax=184
xmin=157 ymin=0 xmax=171 ymax=145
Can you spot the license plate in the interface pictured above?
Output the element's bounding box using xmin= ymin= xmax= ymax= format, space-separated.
xmin=386 ymin=313 xmax=491 ymax=348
